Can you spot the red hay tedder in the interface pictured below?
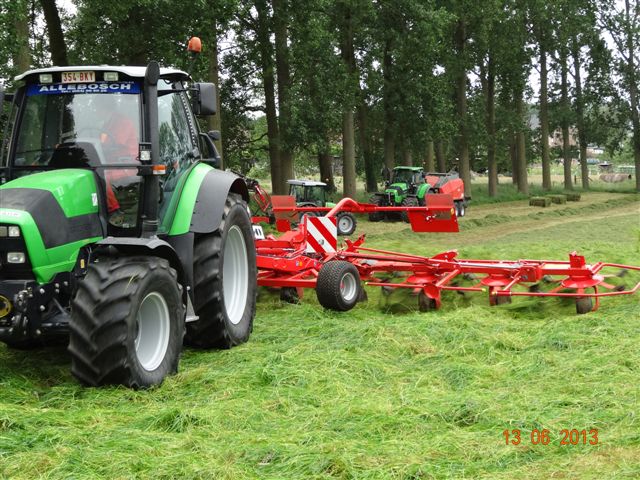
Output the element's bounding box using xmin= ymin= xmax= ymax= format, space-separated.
xmin=252 ymin=196 xmax=640 ymax=314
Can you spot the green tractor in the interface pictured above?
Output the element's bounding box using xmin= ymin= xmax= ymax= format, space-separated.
xmin=369 ymin=166 xmax=467 ymax=222
xmin=0 ymin=63 xmax=257 ymax=388
xmin=287 ymin=179 xmax=357 ymax=236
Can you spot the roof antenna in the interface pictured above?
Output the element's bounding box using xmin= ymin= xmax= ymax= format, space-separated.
xmin=186 ymin=37 xmax=202 ymax=76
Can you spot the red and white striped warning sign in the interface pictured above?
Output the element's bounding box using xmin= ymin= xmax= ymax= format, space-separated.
xmin=305 ymin=216 xmax=337 ymax=253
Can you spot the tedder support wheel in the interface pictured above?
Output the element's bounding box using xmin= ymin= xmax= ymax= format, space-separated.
xmin=316 ymin=260 xmax=361 ymax=312
xmin=489 ymin=294 xmax=512 ymax=306
xmin=401 ymin=196 xmax=419 ymax=222
xmin=576 ymin=297 xmax=593 ymax=315
xmin=418 ymin=291 xmax=438 ymax=312
xmin=368 ymin=195 xmax=385 ymax=222
xmin=280 ymin=287 xmax=300 ymax=304
xmin=336 ymin=212 xmax=357 ymax=236
xmin=186 ymin=193 xmax=257 ymax=349
xmin=69 ymin=256 xmax=185 ymax=388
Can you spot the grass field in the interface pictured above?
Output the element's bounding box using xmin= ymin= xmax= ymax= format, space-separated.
xmin=1 ymin=191 xmax=639 ymax=479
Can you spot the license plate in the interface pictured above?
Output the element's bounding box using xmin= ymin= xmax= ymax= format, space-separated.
xmin=252 ymin=225 xmax=265 ymax=240
xmin=61 ymin=71 xmax=96 ymax=83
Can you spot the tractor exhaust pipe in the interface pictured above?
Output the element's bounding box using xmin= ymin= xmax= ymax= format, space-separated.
xmin=141 ymin=61 xmax=161 ymax=238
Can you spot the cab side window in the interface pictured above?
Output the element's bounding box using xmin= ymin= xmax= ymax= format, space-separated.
xmin=158 ymin=92 xmax=194 ymax=177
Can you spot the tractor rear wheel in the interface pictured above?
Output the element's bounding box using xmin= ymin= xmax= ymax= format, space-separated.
xmin=186 ymin=194 xmax=257 ymax=349
xmin=69 ymin=256 xmax=185 ymax=388
xmin=368 ymin=195 xmax=385 ymax=222
xmin=401 ymin=196 xmax=419 ymax=222
xmin=336 ymin=212 xmax=357 ymax=236
xmin=316 ymin=261 xmax=361 ymax=311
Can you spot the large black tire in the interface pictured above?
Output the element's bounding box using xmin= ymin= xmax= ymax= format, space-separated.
xmin=69 ymin=256 xmax=185 ymax=388
xmin=368 ymin=195 xmax=385 ymax=222
xmin=316 ymin=261 xmax=361 ymax=312
xmin=401 ymin=196 xmax=419 ymax=223
xmin=336 ymin=212 xmax=357 ymax=236
xmin=186 ymin=194 xmax=257 ymax=349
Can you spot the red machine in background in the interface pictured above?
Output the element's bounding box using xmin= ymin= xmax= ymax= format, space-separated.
xmin=254 ymin=197 xmax=639 ymax=314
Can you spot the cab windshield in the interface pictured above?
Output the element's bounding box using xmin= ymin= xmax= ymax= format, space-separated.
xmin=391 ymin=169 xmax=420 ymax=184
xmin=14 ymin=85 xmax=141 ymax=168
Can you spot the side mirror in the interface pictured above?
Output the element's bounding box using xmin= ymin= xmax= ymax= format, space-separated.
xmin=207 ymin=130 xmax=221 ymax=141
xmin=199 ymin=132 xmax=220 ymax=168
xmin=192 ymin=82 xmax=216 ymax=116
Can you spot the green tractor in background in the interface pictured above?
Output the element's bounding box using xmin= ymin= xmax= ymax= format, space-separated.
xmin=0 ymin=62 xmax=257 ymax=388
xmin=287 ymin=179 xmax=357 ymax=236
xmin=369 ymin=166 xmax=467 ymax=222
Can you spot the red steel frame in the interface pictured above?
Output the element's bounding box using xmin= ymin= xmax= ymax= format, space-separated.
xmin=254 ymin=197 xmax=640 ymax=313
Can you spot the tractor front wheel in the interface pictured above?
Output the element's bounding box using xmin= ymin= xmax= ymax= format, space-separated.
xmin=368 ymin=195 xmax=385 ymax=222
xmin=186 ymin=194 xmax=257 ymax=349
xmin=401 ymin=196 xmax=419 ymax=222
xmin=455 ymin=200 xmax=466 ymax=217
xmin=316 ymin=261 xmax=361 ymax=311
xmin=336 ymin=212 xmax=357 ymax=236
xmin=69 ymin=256 xmax=185 ymax=388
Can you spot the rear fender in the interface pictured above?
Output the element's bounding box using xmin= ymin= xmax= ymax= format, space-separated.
xmin=169 ymin=166 xmax=249 ymax=236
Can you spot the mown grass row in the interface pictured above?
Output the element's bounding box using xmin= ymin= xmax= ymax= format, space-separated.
xmin=0 ymin=193 xmax=638 ymax=479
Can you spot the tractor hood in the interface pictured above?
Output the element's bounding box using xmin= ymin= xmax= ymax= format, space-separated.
xmin=385 ymin=183 xmax=408 ymax=203
xmin=0 ymin=169 xmax=104 ymax=283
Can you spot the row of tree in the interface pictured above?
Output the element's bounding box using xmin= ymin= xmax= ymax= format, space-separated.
xmin=1 ymin=0 xmax=638 ymax=195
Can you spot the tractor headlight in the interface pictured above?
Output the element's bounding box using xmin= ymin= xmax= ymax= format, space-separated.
xmin=8 ymin=226 xmax=20 ymax=237
xmin=7 ymin=252 xmax=26 ymax=264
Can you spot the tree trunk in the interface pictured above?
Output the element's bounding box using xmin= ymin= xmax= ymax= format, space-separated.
xmin=481 ymin=53 xmax=497 ymax=197
xmin=383 ymin=38 xmax=395 ymax=170
xmin=339 ymin=5 xmax=357 ymax=198
xmin=273 ymin=0 xmax=294 ymax=192
xmin=13 ymin=0 xmax=30 ymax=72
xmin=572 ymin=37 xmax=589 ymax=189
xmin=401 ymin=138 xmax=413 ymax=166
xmin=39 ymin=0 xmax=68 ymax=66
xmin=425 ymin=141 xmax=435 ymax=171
xmin=539 ymin=46 xmax=551 ymax=190
xmin=510 ymin=134 xmax=518 ymax=185
xmin=454 ymin=19 xmax=471 ymax=197
xmin=342 ymin=110 xmax=357 ymax=198
xmin=625 ymin=0 xmax=640 ymax=191
xmin=357 ymin=102 xmax=377 ymax=192
xmin=255 ymin=0 xmax=281 ymax=193
xmin=435 ymin=140 xmax=446 ymax=171
xmin=318 ymin=148 xmax=335 ymax=192
xmin=207 ymin=21 xmax=223 ymax=167
xmin=515 ymin=89 xmax=528 ymax=194
xmin=560 ymin=49 xmax=573 ymax=190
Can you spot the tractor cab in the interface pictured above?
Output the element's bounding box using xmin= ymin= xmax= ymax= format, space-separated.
xmin=1 ymin=66 xmax=219 ymax=235
xmin=287 ymin=179 xmax=328 ymax=207
xmin=387 ymin=166 xmax=425 ymax=192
